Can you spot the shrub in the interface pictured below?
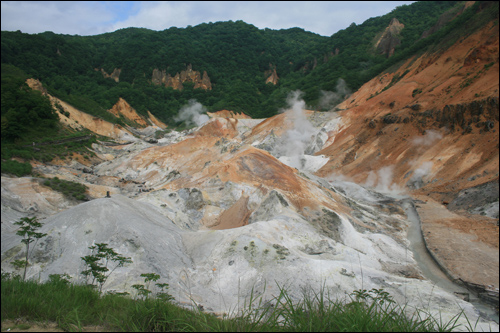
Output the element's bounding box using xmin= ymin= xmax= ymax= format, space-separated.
xmin=42 ymin=177 xmax=88 ymax=201
xmin=1 ymin=159 xmax=32 ymax=177
xmin=81 ymin=243 xmax=132 ymax=293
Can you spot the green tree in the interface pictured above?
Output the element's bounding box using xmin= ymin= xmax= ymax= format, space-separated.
xmin=0 ymin=1 xmax=464 ymax=120
xmin=13 ymin=217 xmax=47 ymax=280
xmin=132 ymin=272 xmax=174 ymax=302
xmin=80 ymin=243 xmax=132 ymax=293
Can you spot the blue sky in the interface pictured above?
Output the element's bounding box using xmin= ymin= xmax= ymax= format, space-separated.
xmin=1 ymin=1 xmax=415 ymax=37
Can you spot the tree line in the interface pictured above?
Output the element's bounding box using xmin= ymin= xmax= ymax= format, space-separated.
xmin=2 ymin=1 xmax=476 ymax=140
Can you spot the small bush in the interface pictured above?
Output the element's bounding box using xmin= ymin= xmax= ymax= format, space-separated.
xmin=412 ymin=88 xmax=423 ymax=97
xmin=43 ymin=177 xmax=88 ymax=201
xmin=1 ymin=159 xmax=32 ymax=177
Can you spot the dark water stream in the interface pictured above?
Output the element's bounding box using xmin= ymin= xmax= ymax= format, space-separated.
xmin=401 ymin=198 xmax=498 ymax=323
xmin=326 ymin=178 xmax=497 ymax=323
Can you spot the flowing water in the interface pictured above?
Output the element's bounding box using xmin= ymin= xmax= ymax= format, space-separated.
xmin=402 ymin=198 xmax=499 ymax=323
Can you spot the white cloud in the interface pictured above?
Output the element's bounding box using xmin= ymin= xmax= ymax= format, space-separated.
xmin=111 ymin=2 xmax=194 ymax=32
xmin=1 ymin=1 xmax=116 ymax=35
xmin=2 ymin=1 xmax=415 ymax=37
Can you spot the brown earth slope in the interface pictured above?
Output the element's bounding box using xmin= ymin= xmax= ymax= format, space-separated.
xmin=315 ymin=17 xmax=499 ymax=291
xmin=26 ymin=79 xmax=167 ymax=137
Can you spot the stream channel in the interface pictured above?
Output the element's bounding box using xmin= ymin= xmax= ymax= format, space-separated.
xmin=401 ymin=198 xmax=498 ymax=323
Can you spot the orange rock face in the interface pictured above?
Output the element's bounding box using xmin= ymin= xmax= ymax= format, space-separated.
xmin=147 ymin=111 xmax=168 ymax=129
xmin=317 ymin=20 xmax=499 ymax=196
xmin=151 ymin=64 xmax=212 ymax=91
xmin=26 ymin=78 xmax=48 ymax=95
xmin=108 ymin=98 xmax=149 ymax=127
xmin=265 ymin=65 xmax=279 ymax=85
xmin=312 ymin=19 xmax=499 ymax=290
xmin=207 ymin=110 xmax=252 ymax=119
xmin=96 ymin=68 xmax=121 ymax=82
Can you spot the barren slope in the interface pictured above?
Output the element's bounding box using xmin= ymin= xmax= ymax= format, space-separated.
xmin=314 ymin=19 xmax=499 ymax=291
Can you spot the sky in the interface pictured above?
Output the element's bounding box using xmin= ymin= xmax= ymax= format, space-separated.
xmin=1 ymin=1 xmax=415 ymax=37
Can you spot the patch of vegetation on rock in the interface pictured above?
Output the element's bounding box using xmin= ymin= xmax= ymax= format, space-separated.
xmin=42 ymin=177 xmax=88 ymax=201
xmin=1 ymin=159 xmax=32 ymax=177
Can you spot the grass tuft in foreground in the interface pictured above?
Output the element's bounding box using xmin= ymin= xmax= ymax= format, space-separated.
xmin=1 ymin=273 xmax=478 ymax=332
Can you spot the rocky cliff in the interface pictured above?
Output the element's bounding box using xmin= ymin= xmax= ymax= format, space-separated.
xmin=107 ymin=97 xmax=149 ymax=128
xmin=374 ymin=18 xmax=405 ymax=57
xmin=207 ymin=110 xmax=252 ymax=119
xmin=25 ymin=79 xmax=167 ymax=139
xmin=25 ymin=79 xmax=134 ymax=141
xmin=95 ymin=67 xmax=121 ymax=82
xmin=326 ymin=18 xmax=499 ymax=187
xmin=265 ymin=64 xmax=279 ymax=85
xmin=25 ymin=78 xmax=47 ymax=95
xmin=152 ymin=64 xmax=212 ymax=90
xmin=147 ymin=110 xmax=168 ymax=129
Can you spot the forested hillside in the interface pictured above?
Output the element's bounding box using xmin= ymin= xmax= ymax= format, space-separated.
xmin=1 ymin=1 xmax=469 ymax=139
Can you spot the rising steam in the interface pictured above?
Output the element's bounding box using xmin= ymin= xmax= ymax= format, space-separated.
xmin=319 ymin=78 xmax=351 ymax=110
xmin=412 ymin=130 xmax=443 ymax=146
xmin=174 ymin=99 xmax=209 ymax=127
xmin=408 ymin=161 xmax=434 ymax=189
xmin=365 ymin=166 xmax=403 ymax=194
xmin=274 ymin=91 xmax=317 ymax=169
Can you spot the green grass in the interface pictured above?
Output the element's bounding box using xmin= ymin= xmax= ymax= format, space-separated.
xmin=1 ymin=273 xmax=479 ymax=332
xmin=42 ymin=177 xmax=88 ymax=201
xmin=0 ymin=159 xmax=32 ymax=177
xmin=1 ymin=126 xmax=100 ymax=166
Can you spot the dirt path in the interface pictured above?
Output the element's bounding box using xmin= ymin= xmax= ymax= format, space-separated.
xmin=1 ymin=320 xmax=106 ymax=332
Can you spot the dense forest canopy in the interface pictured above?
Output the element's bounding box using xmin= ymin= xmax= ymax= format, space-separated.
xmin=3 ymin=0 xmax=482 ymax=144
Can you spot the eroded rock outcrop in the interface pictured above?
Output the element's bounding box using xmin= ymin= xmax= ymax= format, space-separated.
xmin=26 ymin=79 xmax=134 ymax=140
xmin=374 ymin=18 xmax=405 ymax=57
xmin=25 ymin=78 xmax=47 ymax=95
xmin=265 ymin=64 xmax=279 ymax=85
xmin=207 ymin=110 xmax=251 ymax=119
xmin=418 ymin=97 xmax=499 ymax=133
xmin=147 ymin=111 xmax=168 ymax=129
xmin=152 ymin=64 xmax=212 ymax=91
xmin=95 ymin=68 xmax=121 ymax=82
xmin=107 ymin=98 xmax=148 ymax=128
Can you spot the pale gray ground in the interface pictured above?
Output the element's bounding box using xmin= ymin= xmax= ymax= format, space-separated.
xmin=2 ymin=113 xmax=498 ymax=331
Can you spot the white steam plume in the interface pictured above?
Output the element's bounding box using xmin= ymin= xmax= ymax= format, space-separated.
xmin=365 ymin=166 xmax=403 ymax=194
xmin=412 ymin=130 xmax=442 ymax=146
xmin=319 ymin=78 xmax=351 ymax=110
xmin=407 ymin=161 xmax=434 ymax=189
xmin=274 ymin=91 xmax=316 ymax=169
xmin=412 ymin=161 xmax=433 ymax=180
xmin=174 ymin=99 xmax=209 ymax=127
